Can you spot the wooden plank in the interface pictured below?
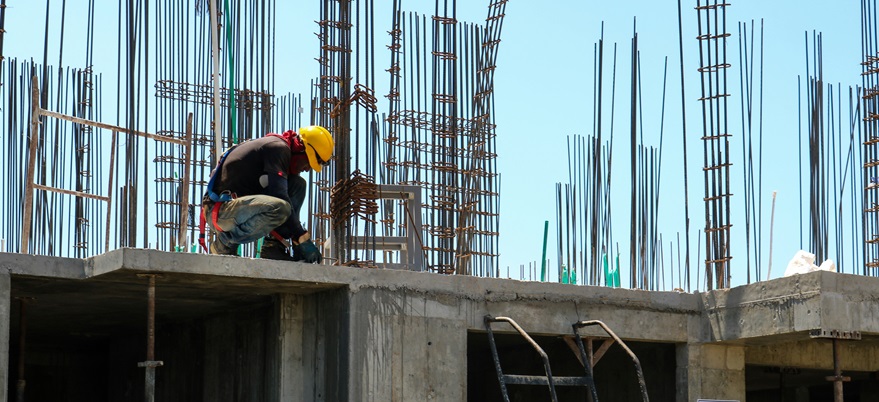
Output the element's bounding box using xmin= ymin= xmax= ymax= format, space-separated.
xmin=39 ymin=108 xmax=187 ymax=145
xmin=33 ymin=184 xmax=109 ymax=202
xmin=177 ymin=113 xmax=193 ymax=249
xmin=25 ymin=78 xmax=186 ymax=253
xmin=563 ymin=336 xmax=615 ymax=368
xmin=592 ymin=338 xmax=616 ymax=366
xmin=22 ymin=75 xmax=40 ymax=254
xmin=564 ymin=336 xmax=588 ymax=366
xmin=104 ymin=131 xmax=117 ymax=252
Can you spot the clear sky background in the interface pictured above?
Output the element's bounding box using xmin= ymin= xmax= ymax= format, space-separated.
xmin=2 ymin=1 xmax=866 ymax=289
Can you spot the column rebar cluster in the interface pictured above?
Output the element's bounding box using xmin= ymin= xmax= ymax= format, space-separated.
xmin=1 ymin=1 xmax=307 ymax=257
xmin=862 ymin=0 xmax=879 ymax=272
xmin=736 ymin=20 xmax=764 ymax=284
xmin=73 ymin=66 xmax=96 ymax=256
xmin=314 ymin=0 xmax=353 ymax=263
xmin=381 ymin=1 xmax=505 ymax=275
xmin=695 ymin=0 xmax=733 ymax=290
xmin=153 ymin=0 xmax=280 ymax=254
xmin=456 ymin=0 xmax=507 ymax=275
xmin=795 ymin=34 xmax=864 ymax=278
xmin=2 ymin=61 xmax=105 ymax=256
xmin=553 ymin=29 xmax=621 ymax=288
xmin=804 ymin=32 xmax=831 ymax=266
xmin=4 ymin=0 xmax=508 ymax=272
xmin=553 ymin=24 xmax=673 ymax=291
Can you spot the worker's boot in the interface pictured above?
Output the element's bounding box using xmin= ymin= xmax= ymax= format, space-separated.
xmin=260 ymin=238 xmax=296 ymax=261
xmin=210 ymin=239 xmax=238 ymax=256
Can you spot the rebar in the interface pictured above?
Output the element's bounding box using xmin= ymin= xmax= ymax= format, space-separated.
xmin=863 ymin=0 xmax=879 ymax=272
xmin=695 ymin=0 xmax=733 ymax=290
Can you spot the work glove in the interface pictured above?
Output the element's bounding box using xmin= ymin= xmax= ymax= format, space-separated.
xmin=292 ymin=232 xmax=322 ymax=264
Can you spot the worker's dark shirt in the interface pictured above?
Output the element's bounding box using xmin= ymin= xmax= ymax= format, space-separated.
xmin=214 ymin=136 xmax=291 ymax=201
xmin=211 ymin=135 xmax=310 ymax=238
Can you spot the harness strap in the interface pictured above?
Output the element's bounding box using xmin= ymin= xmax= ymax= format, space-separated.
xmin=211 ymin=202 xmax=223 ymax=231
xmin=198 ymin=202 xmax=221 ymax=252
xmin=199 ymin=200 xmax=233 ymax=253
xmin=198 ymin=205 xmax=209 ymax=252
xmin=199 ymin=144 xmax=240 ymax=252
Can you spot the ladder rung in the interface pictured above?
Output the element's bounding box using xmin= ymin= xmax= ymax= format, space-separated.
xmin=502 ymin=375 xmax=590 ymax=386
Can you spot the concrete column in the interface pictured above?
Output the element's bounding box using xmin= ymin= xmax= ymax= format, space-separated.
xmin=0 ymin=272 xmax=9 ymax=402
xmin=278 ymin=294 xmax=305 ymax=402
xmin=677 ymin=343 xmax=745 ymax=402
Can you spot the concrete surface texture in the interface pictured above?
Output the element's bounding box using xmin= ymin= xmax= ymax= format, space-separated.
xmin=0 ymin=249 xmax=877 ymax=401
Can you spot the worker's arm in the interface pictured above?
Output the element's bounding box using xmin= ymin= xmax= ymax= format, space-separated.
xmin=260 ymin=139 xmax=293 ymax=204
xmin=261 ymin=141 xmax=308 ymax=240
xmin=271 ymin=174 xmax=307 ymax=240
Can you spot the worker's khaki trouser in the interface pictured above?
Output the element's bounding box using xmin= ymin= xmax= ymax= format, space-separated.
xmin=208 ymin=194 xmax=291 ymax=247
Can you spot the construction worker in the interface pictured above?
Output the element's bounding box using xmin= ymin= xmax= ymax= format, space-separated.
xmin=201 ymin=126 xmax=334 ymax=263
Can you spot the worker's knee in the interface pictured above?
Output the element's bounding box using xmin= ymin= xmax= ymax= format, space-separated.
xmin=270 ymin=199 xmax=292 ymax=224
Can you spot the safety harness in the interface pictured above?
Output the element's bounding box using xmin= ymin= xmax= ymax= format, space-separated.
xmin=198 ymin=144 xmax=240 ymax=252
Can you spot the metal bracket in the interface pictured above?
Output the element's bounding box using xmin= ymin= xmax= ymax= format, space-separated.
xmin=809 ymin=329 xmax=862 ymax=340
xmin=809 ymin=329 xmax=859 ymax=402
xmin=331 ymin=184 xmax=424 ymax=270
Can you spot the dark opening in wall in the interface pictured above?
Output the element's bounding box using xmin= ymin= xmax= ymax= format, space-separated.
xmin=746 ymin=364 xmax=879 ymax=402
xmin=9 ymin=300 xmax=279 ymax=402
xmin=467 ymin=331 xmax=676 ymax=402
xmin=8 ymin=274 xmax=282 ymax=402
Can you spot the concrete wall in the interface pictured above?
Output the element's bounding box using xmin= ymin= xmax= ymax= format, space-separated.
xmin=106 ymin=301 xmax=280 ymax=402
xmin=345 ymin=279 xmax=701 ymax=401
xmin=746 ymin=339 xmax=879 ymax=371
xmin=677 ymin=343 xmax=746 ymax=402
xmin=702 ymin=274 xmax=824 ymax=341
xmin=340 ymin=269 xmax=879 ymax=401
xmin=702 ymin=271 xmax=879 ymax=342
xmin=0 ymin=273 xmax=8 ymax=401
xmin=6 ymin=250 xmax=879 ymax=401
xmin=349 ymin=287 xmax=468 ymax=401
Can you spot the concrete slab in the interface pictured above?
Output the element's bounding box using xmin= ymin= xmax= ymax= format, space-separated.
xmin=0 ymin=252 xmax=85 ymax=278
xmin=702 ymin=271 xmax=879 ymax=342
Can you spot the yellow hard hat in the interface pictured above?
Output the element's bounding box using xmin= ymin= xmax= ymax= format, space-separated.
xmin=299 ymin=125 xmax=334 ymax=172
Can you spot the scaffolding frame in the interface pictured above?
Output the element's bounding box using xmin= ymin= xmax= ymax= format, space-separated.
xmin=22 ymin=75 xmax=193 ymax=254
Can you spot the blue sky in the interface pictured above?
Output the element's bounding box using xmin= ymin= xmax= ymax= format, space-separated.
xmin=3 ymin=1 xmax=866 ymax=289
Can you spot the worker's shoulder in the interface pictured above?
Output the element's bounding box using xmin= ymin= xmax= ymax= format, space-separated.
xmin=238 ymin=135 xmax=287 ymax=153
xmin=260 ymin=136 xmax=290 ymax=153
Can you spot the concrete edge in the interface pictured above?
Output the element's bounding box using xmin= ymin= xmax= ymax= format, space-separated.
xmin=97 ymin=248 xmax=704 ymax=313
xmin=0 ymin=251 xmax=85 ymax=279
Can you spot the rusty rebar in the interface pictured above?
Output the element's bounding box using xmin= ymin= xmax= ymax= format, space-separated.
xmin=137 ymin=274 xmax=163 ymax=402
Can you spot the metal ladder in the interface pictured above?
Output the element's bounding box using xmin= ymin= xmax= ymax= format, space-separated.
xmin=571 ymin=320 xmax=650 ymax=402
xmin=484 ymin=315 xmax=600 ymax=402
xmin=485 ymin=316 xmax=651 ymax=402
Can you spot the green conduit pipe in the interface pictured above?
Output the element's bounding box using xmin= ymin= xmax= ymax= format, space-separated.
xmin=223 ymin=0 xmax=250 ymax=256
xmin=224 ymin=0 xmax=237 ymax=145
xmin=540 ymin=220 xmax=549 ymax=281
